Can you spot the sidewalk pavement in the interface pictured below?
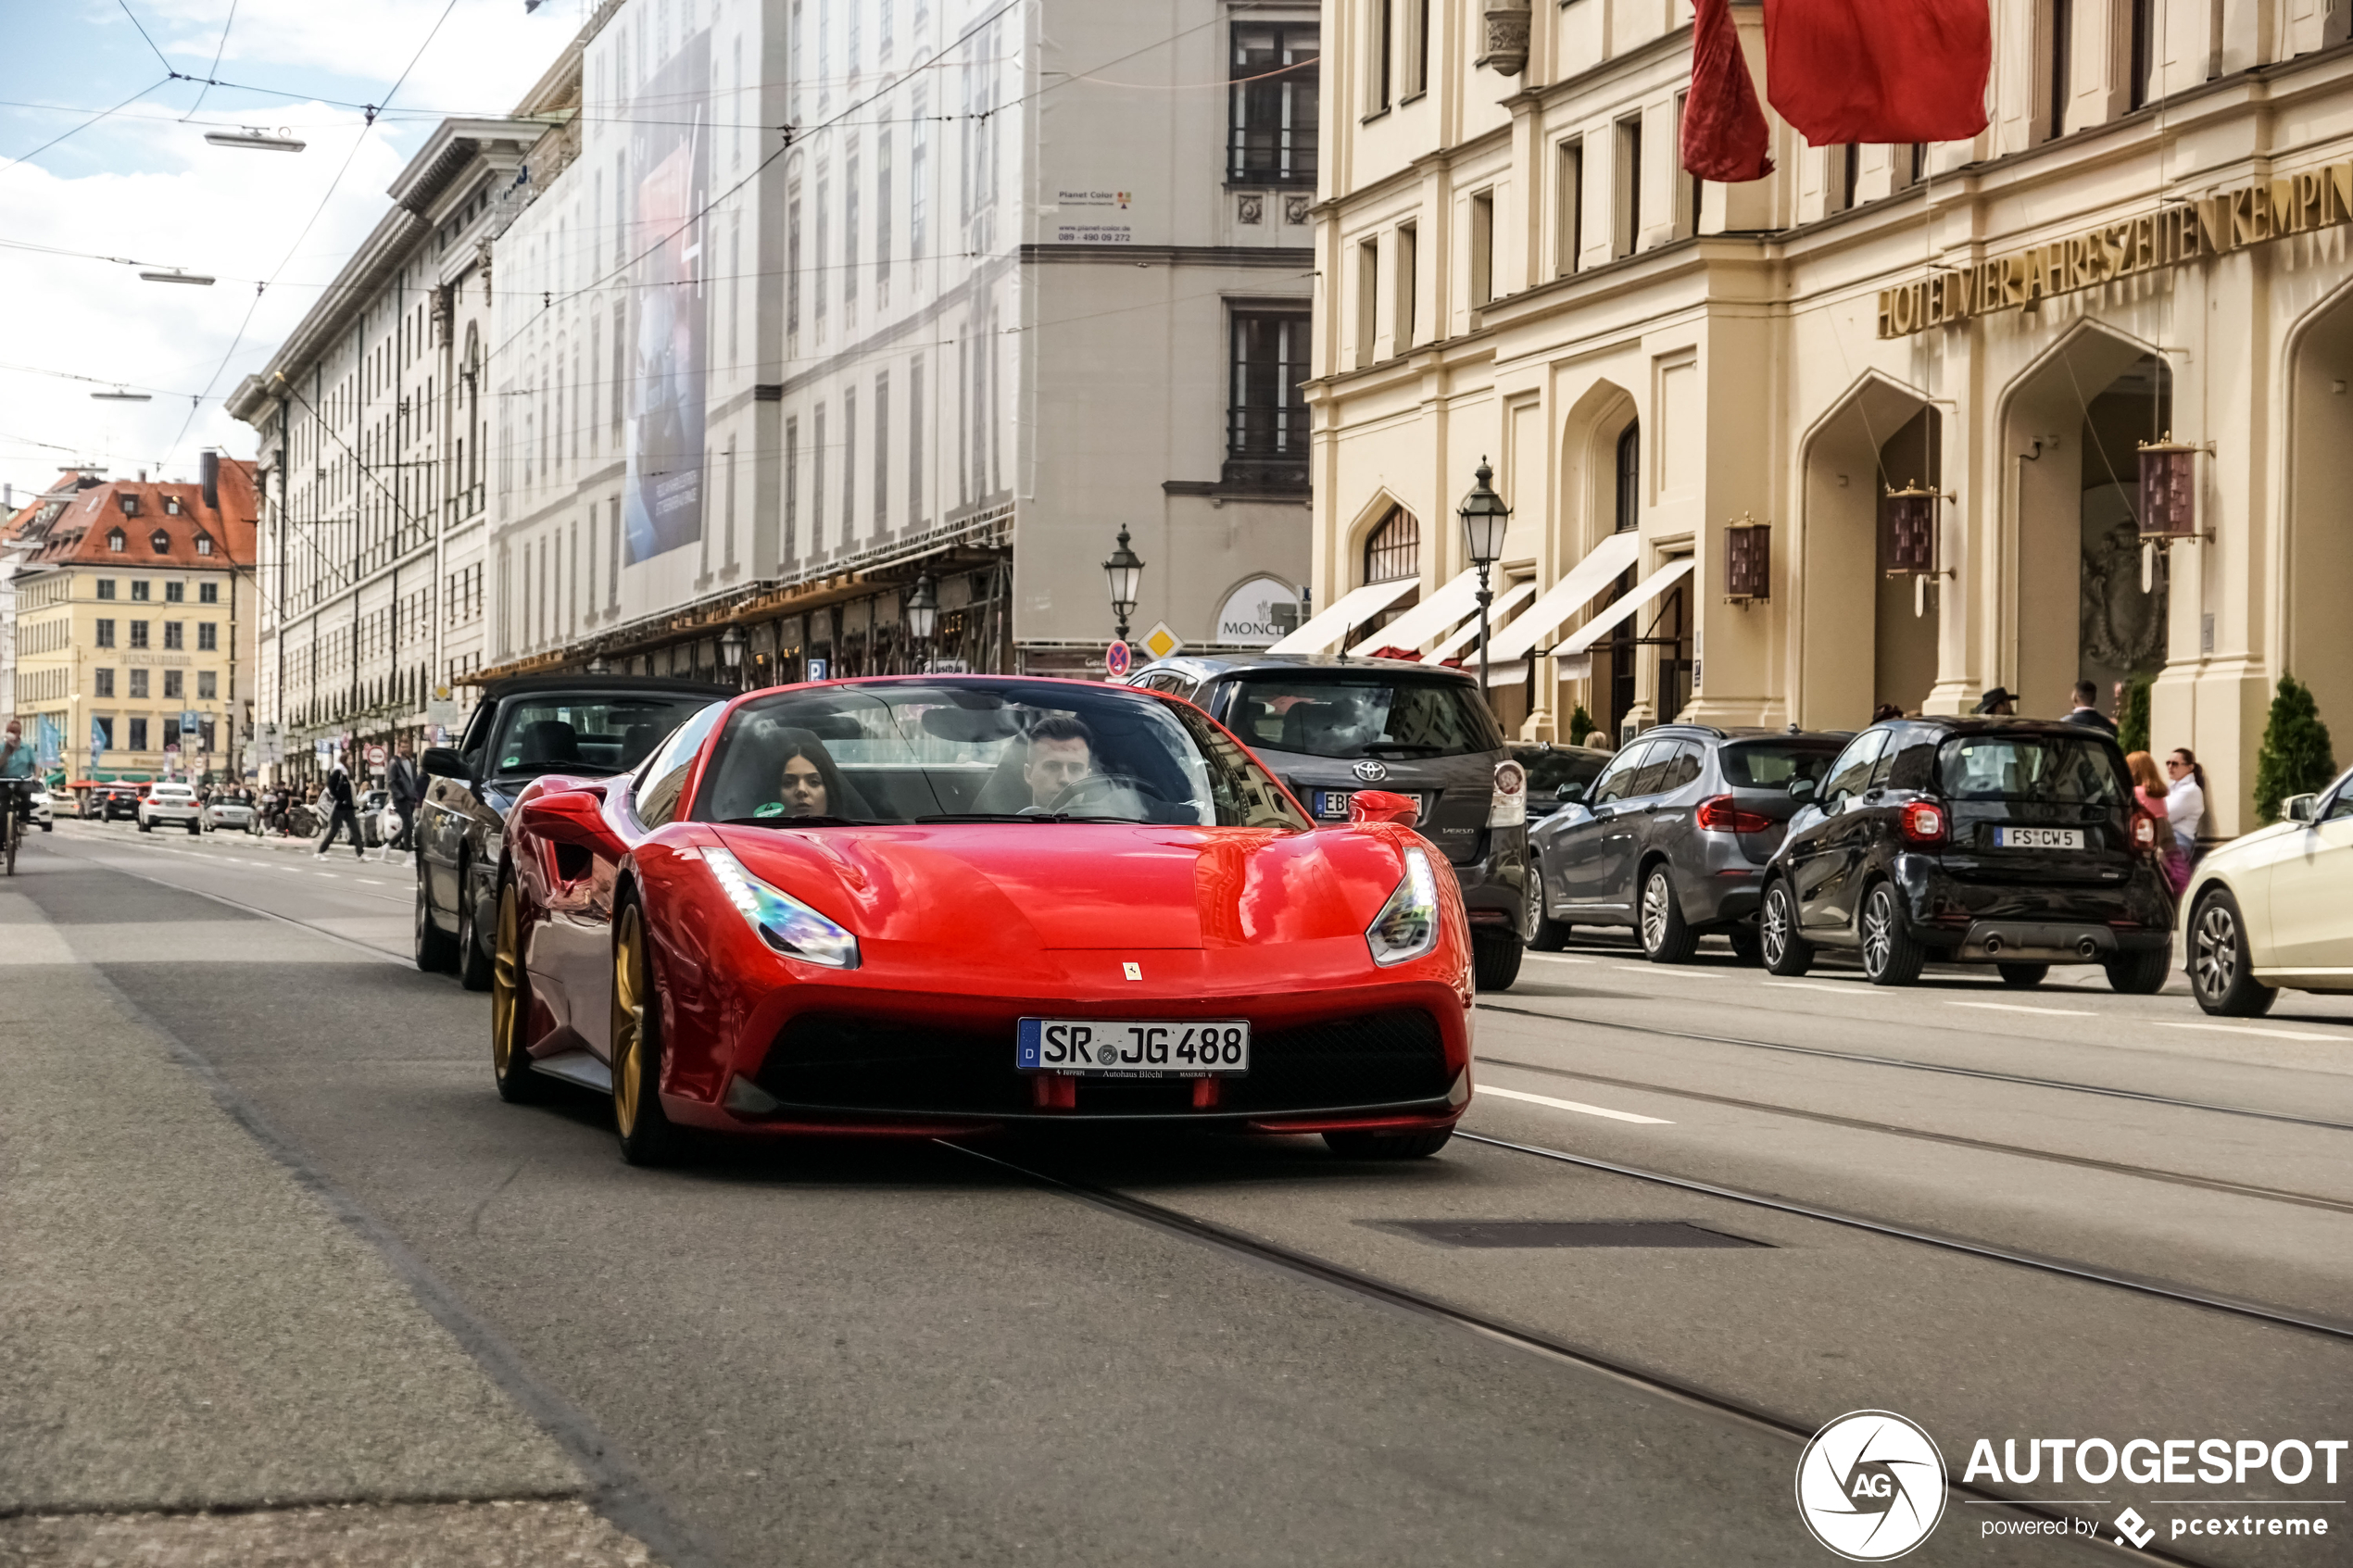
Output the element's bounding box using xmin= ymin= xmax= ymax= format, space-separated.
xmin=0 ymin=876 xmax=653 ymax=1567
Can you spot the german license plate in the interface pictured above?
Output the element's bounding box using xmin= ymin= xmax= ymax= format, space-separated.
xmin=1312 ymin=789 xmax=1420 ymax=821
xmin=1995 ymin=826 xmax=2084 ymax=849
xmin=1016 ymin=1018 xmax=1251 ymax=1076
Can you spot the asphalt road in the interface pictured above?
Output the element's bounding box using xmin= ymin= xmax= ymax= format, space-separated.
xmin=5 ymin=817 xmax=2349 ymax=1567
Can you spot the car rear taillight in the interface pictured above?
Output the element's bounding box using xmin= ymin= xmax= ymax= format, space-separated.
xmin=1694 ymin=795 xmax=1772 ymax=834
xmin=1898 ymin=800 xmax=1947 ymax=845
xmin=2131 ymin=812 xmax=2158 ymax=851
xmin=1488 ymin=759 xmax=1527 ymax=828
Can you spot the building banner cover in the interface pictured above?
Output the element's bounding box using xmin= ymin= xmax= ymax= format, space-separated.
xmin=623 ymin=29 xmax=711 ymax=565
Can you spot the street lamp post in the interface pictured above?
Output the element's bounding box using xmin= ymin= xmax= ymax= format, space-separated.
xmin=719 ymin=624 xmax=748 ymax=689
xmin=1456 ymin=458 xmax=1512 ymax=696
xmin=1102 ymin=526 xmax=1145 ymax=644
xmin=903 ymin=571 xmax=939 ymax=672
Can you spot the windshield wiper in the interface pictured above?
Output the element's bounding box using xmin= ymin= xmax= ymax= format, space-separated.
xmin=914 ymin=812 xmax=1138 ymax=824
xmin=1360 ymin=741 xmax=1445 ymax=756
xmin=716 ymin=814 xmax=864 ymax=828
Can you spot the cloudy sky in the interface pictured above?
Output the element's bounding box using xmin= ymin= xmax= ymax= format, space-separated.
xmin=0 ymin=0 xmax=585 ymax=502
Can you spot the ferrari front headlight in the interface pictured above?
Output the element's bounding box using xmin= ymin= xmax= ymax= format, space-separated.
xmin=1365 ymin=845 xmax=1441 ymax=967
xmin=702 ymin=847 xmax=860 ymax=969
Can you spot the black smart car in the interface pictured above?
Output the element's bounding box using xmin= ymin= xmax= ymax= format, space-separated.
xmin=1126 ymin=653 xmax=1530 ymax=988
xmin=1758 ymin=718 xmax=2175 ymax=989
xmin=414 ymin=674 xmax=735 ymax=986
xmin=1526 ymin=725 xmax=1847 ymax=961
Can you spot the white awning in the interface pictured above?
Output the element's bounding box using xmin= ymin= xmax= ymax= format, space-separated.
xmin=1344 ymin=569 xmax=1482 ymax=656
xmin=1427 ymin=580 xmax=1535 ymax=662
xmin=1482 ymin=531 xmax=1643 ymax=665
xmin=1265 ymin=577 xmax=1418 ymax=654
xmin=1554 ymin=557 xmax=1696 ymax=657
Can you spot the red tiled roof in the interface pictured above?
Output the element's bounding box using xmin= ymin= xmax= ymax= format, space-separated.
xmin=22 ymin=461 xmax=257 ymax=571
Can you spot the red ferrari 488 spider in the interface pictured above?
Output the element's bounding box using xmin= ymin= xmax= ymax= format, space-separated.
xmin=489 ymin=676 xmax=1477 ymax=1164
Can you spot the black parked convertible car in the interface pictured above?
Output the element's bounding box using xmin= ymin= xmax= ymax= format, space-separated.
xmin=414 ymin=673 xmax=735 ymax=987
xmin=1757 ymin=718 xmax=2175 ymax=989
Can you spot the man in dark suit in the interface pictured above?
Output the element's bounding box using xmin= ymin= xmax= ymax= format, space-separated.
xmin=2061 ymin=680 xmax=2118 ymax=734
xmin=386 ymin=739 xmax=424 ymax=853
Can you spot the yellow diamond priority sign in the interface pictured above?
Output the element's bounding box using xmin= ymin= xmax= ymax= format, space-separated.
xmin=1140 ymin=621 xmax=1185 ymax=662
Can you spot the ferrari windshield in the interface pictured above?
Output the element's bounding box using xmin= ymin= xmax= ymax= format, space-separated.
xmin=688 ymin=680 xmax=1311 ymax=829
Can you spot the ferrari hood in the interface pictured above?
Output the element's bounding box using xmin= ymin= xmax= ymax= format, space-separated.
xmin=712 ymin=823 xmax=1411 ymax=951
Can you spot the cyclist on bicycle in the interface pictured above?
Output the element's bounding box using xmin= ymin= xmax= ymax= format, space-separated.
xmin=0 ymin=721 xmax=36 ymax=840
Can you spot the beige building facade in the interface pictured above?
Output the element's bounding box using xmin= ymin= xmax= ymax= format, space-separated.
xmin=1304 ymin=0 xmax=2353 ymax=835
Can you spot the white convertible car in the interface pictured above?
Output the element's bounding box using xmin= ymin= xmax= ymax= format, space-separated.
xmin=2184 ymin=765 xmax=2353 ymax=1015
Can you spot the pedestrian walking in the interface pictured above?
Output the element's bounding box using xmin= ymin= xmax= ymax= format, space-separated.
xmin=1973 ymin=687 xmax=2018 ymax=716
xmin=2127 ymin=750 xmax=2189 ymax=897
xmin=386 ymin=739 xmax=423 ymax=854
xmin=2061 ymin=680 xmax=2118 ymax=734
xmin=2163 ymin=747 xmax=2208 ymax=865
xmin=316 ymin=756 xmax=366 ymax=859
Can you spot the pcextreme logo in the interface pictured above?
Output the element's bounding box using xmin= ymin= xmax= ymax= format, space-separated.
xmin=1795 ymin=1411 xmax=1948 ymax=1561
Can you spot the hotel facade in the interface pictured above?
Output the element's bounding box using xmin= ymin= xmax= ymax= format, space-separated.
xmin=1300 ymin=0 xmax=2353 ymax=835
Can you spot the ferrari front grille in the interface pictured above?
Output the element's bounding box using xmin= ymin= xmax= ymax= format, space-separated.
xmin=751 ymin=1008 xmax=1451 ymax=1121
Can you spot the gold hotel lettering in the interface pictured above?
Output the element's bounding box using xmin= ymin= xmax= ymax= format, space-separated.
xmin=1877 ymin=162 xmax=2353 ymax=338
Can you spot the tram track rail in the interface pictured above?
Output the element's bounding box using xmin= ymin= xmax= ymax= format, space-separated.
xmin=949 ymin=1138 xmax=2224 ymax=1568
xmin=1477 ymin=1000 xmax=2353 ymax=1134
xmin=1477 ymin=1053 xmax=2353 ymax=1215
xmin=1454 ymin=1130 xmax=2353 ymax=1344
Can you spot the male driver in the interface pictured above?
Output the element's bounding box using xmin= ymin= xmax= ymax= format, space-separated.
xmin=1023 ymin=717 xmax=1097 ymax=811
xmin=2060 ymin=680 xmax=2117 ymax=734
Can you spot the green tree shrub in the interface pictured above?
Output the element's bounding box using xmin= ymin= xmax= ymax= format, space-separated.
xmin=2253 ymin=673 xmax=2337 ymax=822
xmin=2118 ymin=673 xmax=2153 ymax=757
xmin=1567 ymin=704 xmax=1596 ymax=746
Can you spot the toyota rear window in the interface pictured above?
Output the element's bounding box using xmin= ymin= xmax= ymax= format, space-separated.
xmin=1221 ymin=677 xmax=1502 ymax=760
xmin=1940 ymin=735 xmax=2125 ymax=805
xmin=1720 ymin=743 xmax=1840 ymax=790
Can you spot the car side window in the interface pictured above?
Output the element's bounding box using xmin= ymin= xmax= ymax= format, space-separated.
xmin=1821 ymin=730 xmax=1889 ymax=804
xmin=631 ymin=701 xmax=729 ymax=830
xmin=1588 ymin=741 xmax=1655 ymax=806
xmin=1882 ymin=729 xmax=1941 ymax=792
xmin=1658 ymin=741 xmax=1704 ymax=793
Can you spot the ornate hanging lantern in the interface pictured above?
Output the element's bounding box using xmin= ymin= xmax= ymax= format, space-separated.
xmin=2137 ymin=433 xmax=2201 ymax=543
xmin=1880 ymin=480 xmax=1940 ymax=576
xmin=1724 ymin=513 xmax=1770 ymax=603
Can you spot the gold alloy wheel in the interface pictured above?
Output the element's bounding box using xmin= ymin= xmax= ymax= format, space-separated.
xmin=611 ymin=905 xmax=647 ymax=1137
xmin=491 ymin=881 xmax=522 ymax=1077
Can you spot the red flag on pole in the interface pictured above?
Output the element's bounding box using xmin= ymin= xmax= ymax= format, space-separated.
xmin=1763 ymin=0 xmax=1992 ymax=145
xmin=1681 ymin=0 xmax=1774 ymax=182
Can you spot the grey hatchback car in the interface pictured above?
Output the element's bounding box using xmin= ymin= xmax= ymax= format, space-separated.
xmin=1527 ymin=724 xmax=1846 ymax=962
xmin=1126 ymin=653 xmax=1531 ymax=988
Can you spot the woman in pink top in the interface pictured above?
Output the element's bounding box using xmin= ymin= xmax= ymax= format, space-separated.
xmin=2127 ymin=750 xmax=2189 ymax=898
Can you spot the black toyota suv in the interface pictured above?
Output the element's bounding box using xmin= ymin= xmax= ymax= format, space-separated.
xmin=1126 ymin=653 xmax=1530 ymax=989
xmin=414 ymin=674 xmax=735 ymax=986
xmin=1757 ymin=718 xmax=2175 ymax=989
xmin=1527 ymin=725 xmax=1848 ymax=962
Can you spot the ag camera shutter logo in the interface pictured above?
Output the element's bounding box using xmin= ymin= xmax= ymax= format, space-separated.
xmin=1795 ymin=1411 xmax=1947 ymax=1561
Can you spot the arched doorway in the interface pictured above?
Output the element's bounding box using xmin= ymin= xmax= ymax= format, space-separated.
xmin=1798 ymin=373 xmax=1939 ymax=725
xmin=2286 ymin=289 xmax=2353 ymax=747
xmin=1999 ymin=327 xmax=2171 ymax=720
